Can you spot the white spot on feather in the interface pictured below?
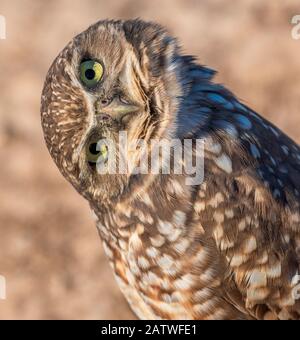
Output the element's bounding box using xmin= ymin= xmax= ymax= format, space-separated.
xmin=193 ymin=297 xmax=219 ymax=315
xmin=265 ymin=262 xmax=281 ymax=278
xmin=157 ymin=219 xmax=174 ymax=236
xmin=247 ymin=270 xmax=267 ymax=288
xmin=205 ymin=138 xmax=222 ymax=154
xmin=173 ymin=210 xmax=186 ymax=227
xmin=238 ymin=219 xmax=247 ymax=231
xmin=146 ymin=246 xmax=159 ymax=258
xmin=195 ymin=201 xmax=205 ymax=213
xmin=194 ymin=287 xmax=212 ymax=302
xmin=213 ymin=212 xmax=225 ymax=224
xmin=157 ymin=254 xmax=174 ymax=271
xmin=214 ymin=154 xmax=233 ymax=174
xmin=142 ymin=271 xmax=161 ymax=285
xmin=243 ymin=236 xmax=257 ymax=254
xmin=150 ymin=234 xmax=165 ymax=247
xmin=137 ymin=256 xmax=150 ymax=269
xmin=129 ymin=233 xmax=142 ymax=251
xmin=230 ymin=254 xmax=249 ymax=267
xmin=174 ymin=274 xmax=196 ymax=290
xmin=174 ymin=239 xmax=190 ymax=254
xmin=208 ymin=192 xmax=224 ymax=208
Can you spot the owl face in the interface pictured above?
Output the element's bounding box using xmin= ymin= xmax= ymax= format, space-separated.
xmin=41 ymin=20 xmax=182 ymax=204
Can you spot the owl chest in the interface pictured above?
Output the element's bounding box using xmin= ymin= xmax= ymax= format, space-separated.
xmin=115 ymin=237 xmax=197 ymax=319
xmin=96 ymin=212 xmax=209 ymax=320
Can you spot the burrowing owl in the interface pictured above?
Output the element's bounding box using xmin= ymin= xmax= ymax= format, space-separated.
xmin=41 ymin=19 xmax=300 ymax=320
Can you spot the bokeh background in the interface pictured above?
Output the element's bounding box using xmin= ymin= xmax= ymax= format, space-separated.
xmin=0 ymin=0 xmax=299 ymax=319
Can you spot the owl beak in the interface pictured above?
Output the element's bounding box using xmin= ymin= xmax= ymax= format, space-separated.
xmin=96 ymin=97 xmax=140 ymax=121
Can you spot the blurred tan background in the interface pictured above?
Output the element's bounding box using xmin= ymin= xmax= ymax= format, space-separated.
xmin=0 ymin=0 xmax=299 ymax=320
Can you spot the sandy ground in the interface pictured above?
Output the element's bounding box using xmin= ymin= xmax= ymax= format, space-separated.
xmin=0 ymin=0 xmax=299 ymax=319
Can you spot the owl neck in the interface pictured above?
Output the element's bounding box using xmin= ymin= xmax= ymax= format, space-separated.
xmin=175 ymin=56 xmax=248 ymax=142
xmin=174 ymin=57 xmax=217 ymax=138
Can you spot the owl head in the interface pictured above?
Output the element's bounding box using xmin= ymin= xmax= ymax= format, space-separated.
xmin=41 ymin=19 xmax=184 ymax=205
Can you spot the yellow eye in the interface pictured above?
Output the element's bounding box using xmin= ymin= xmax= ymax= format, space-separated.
xmin=80 ymin=60 xmax=103 ymax=88
xmin=86 ymin=142 xmax=108 ymax=164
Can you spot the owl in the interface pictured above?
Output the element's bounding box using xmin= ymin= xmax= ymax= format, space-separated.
xmin=41 ymin=19 xmax=300 ymax=320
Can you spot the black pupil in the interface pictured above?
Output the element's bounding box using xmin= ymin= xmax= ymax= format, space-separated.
xmin=89 ymin=143 xmax=99 ymax=155
xmin=85 ymin=68 xmax=95 ymax=80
